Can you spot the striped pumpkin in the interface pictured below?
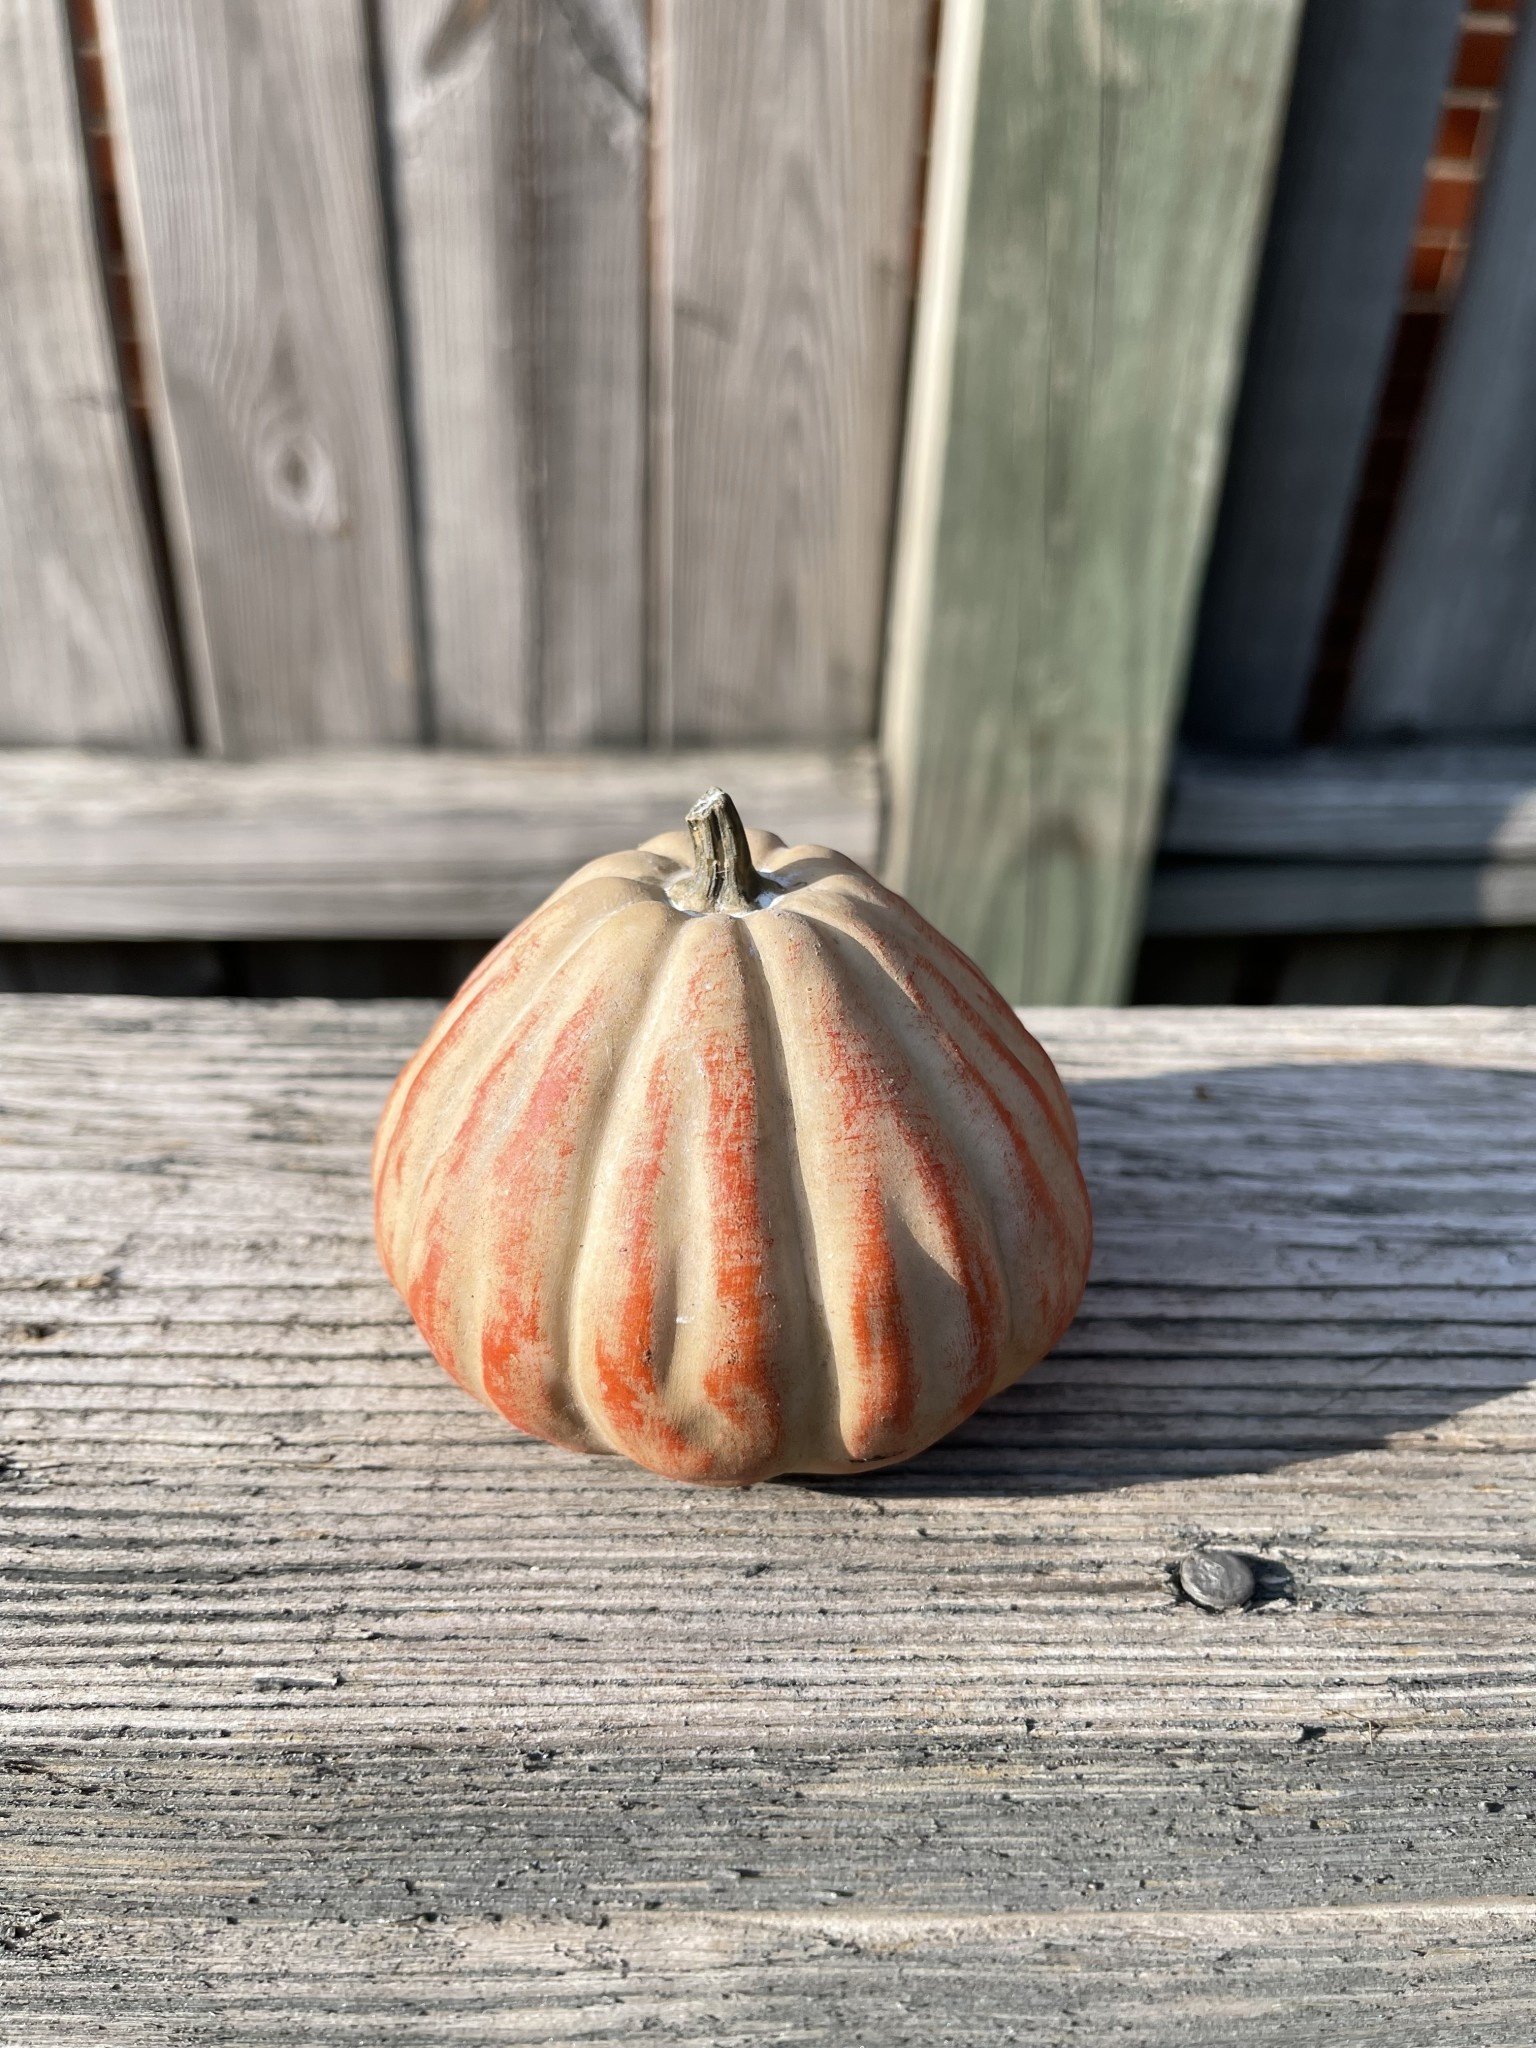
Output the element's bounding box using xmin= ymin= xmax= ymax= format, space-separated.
xmin=373 ymin=790 xmax=1091 ymax=1484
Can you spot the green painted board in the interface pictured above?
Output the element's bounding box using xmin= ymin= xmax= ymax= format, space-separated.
xmin=883 ymin=0 xmax=1303 ymax=1002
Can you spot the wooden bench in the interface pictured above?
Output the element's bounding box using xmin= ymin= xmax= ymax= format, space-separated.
xmin=4 ymin=998 xmax=1532 ymax=2040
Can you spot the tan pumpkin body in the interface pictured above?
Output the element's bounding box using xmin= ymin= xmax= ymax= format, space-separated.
xmin=373 ymin=804 xmax=1092 ymax=1484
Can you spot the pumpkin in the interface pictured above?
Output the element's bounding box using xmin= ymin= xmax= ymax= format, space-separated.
xmin=373 ymin=789 xmax=1091 ymax=1484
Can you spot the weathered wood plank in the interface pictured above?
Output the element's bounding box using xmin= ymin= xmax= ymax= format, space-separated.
xmin=882 ymin=0 xmax=1303 ymax=1004
xmin=379 ymin=0 xmax=646 ymax=746
xmin=1182 ymin=0 xmax=1462 ymax=751
xmin=7 ymin=1904 xmax=1535 ymax=2045
xmin=1348 ymin=7 xmax=1536 ymax=737
xmin=1161 ymin=746 xmax=1536 ymax=861
xmin=1146 ymin=859 xmax=1536 ymax=935
xmin=2 ymin=1000 xmax=1535 ymax=2040
xmin=97 ymin=0 xmax=419 ymax=754
xmin=0 ymin=744 xmax=879 ymax=936
xmin=652 ymin=0 xmax=928 ymax=743
xmin=1152 ymin=745 xmax=1536 ymax=942
xmin=0 ymin=0 xmax=181 ymax=748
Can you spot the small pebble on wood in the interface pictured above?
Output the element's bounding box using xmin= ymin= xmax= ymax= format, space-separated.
xmin=1177 ymin=1547 xmax=1257 ymax=1611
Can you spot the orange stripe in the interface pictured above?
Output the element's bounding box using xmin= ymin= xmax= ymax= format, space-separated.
xmin=474 ymin=984 xmax=623 ymax=1443
xmin=373 ymin=901 xmax=564 ymax=1222
xmin=375 ymin=880 xmax=642 ymax=1215
xmin=401 ymin=971 xmax=576 ymax=1371
xmin=908 ymin=946 xmax=1076 ymax=1157
xmin=589 ymin=1059 xmax=708 ymax=1478
xmin=844 ymin=1176 xmax=917 ymax=1460
xmin=798 ymin=908 xmax=1086 ymax=1355
xmin=589 ymin=932 xmax=782 ymax=1482
xmin=692 ymin=936 xmax=782 ymax=1471
xmin=855 ymin=882 xmax=1077 ymax=1146
xmin=912 ymin=1143 xmax=1005 ymax=1408
xmin=812 ymin=978 xmax=1000 ymax=1462
xmin=906 ymin=952 xmax=1090 ymax=1332
xmin=407 ymin=980 xmax=610 ymax=1442
xmin=807 ymin=906 xmax=1078 ymax=1241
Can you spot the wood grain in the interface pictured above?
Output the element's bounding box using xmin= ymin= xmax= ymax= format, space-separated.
xmin=379 ymin=0 xmax=646 ymax=746
xmin=0 ymin=0 xmax=181 ymax=748
xmin=1160 ymin=746 xmax=1536 ymax=860
xmin=1146 ymin=860 xmax=1536 ymax=936
xmin=652 ymin=0 xmax=928 ymax=743
xmin=1151 ymin=745 xmax=1536 ymax=940
xmin=2 ymin=999 xmax=1536 ymax=2040
xmin=1348 ymin=8 xmax=1536 ymax=738
xmin=882 ymin=0 xmax=1303 ymax=1003
xmin=0 ymin=744 xmax=879 ymax=936
xmin=97 ymin=0 xmax=419 ymax=754
xmin=9 ymin=1905 xmax=1535 ymax=2043
xmin=1182 ymin=0 xmax=1462 ymax=750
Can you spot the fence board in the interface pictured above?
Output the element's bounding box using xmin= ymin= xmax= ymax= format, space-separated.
xmin=0 ymin=744 xmax=879 ymax=937
xmin=652 ymin=0 xmax=928 ymax=743
xmin=0 ymin=0 xmax=180 ymax=749
xmin=380 ymin=0 xmax=645 ymax=747
xmin=1348 ymin=7 xmax=1536 ymax=738
xmin=1182 ymin=0 xmax=1462 ymax=752
xmin=1146 ymin=862 xmax=1536 ymax=937
xmin=98 ymin=0 xmax=418 ymax=755
xmin=1161 ymin=746 xmax=1536 ymax=863
xmin=883 ymin=0 xmax=1302 ymax=1004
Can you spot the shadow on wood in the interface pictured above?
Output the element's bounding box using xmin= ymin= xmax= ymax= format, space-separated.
xmin=818 ymin=1057 xmax=1536 ymax=1497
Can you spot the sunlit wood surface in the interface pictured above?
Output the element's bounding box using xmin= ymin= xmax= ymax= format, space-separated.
xmin=2 ymin=1000 xmax=1533 ymax=2042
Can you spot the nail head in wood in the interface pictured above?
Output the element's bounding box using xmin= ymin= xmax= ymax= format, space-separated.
xmin=1177 ymin=1547 xmax=1256 ymax=1612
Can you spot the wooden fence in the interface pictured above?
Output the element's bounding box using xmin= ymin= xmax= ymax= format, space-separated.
xmin=1144 ymin=0 xmax=1536 ymax=1002
xmin=2 ymin=0 xmax=1534 ymax=1002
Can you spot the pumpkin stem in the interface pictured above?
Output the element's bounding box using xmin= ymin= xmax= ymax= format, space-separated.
xmin=668 ymin=788 xmax=773 ymax=914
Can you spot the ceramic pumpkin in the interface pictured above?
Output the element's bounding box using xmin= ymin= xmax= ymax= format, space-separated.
xmin=373 ymin=790 xmax=1091 ymax=1484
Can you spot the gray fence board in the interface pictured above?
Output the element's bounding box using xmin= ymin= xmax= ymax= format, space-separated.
xmin=0 ymin=0 xmax=180 ymax=749
xmin=1161 ymin=745 xmax=1536 ymax=862
xmin=98 ymin=0 xmax=418 ymax=755
xmin=381 ymin=0 xmax=646 ymax=747
xmin=1183 ymin=0 xmax=1462 ymax=751
xmin=652 ymin=0 xmax=927 ymax=744
xmin=0 ymin=744 xmax=879 ymax=937
xmin=1348 ymin=7 xmax=1536 ymax=738
xmin=883 ymin=0 xmax=1302 ymax=1004
xmin=1146 ymin=861 xmax=1536 ymax=936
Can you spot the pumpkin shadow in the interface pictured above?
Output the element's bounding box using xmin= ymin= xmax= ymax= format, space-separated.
xmin=797 ymin=1058 xmax=1536 ymax=1499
